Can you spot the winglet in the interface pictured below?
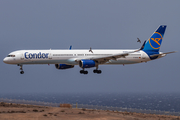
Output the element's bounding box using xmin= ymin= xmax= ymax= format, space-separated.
xmin=140 ymin=40 xmax=146 ymax=50
xmin=69 ymin=45 xmax=72 ymax=50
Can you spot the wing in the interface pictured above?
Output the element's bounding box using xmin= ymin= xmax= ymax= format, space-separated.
xmin=90 ymin=50 xmax=139 ymax=64
xmin=74 ymin=50 xmax=137 ymax=64
xmin=74 ymin=43 xmax=145 ymax=64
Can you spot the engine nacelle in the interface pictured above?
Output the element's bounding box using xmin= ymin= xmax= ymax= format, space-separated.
xmin=55 ymin=64 xmax=74 ymax=69
xmin=79 ymin=60 xmax=96 ymax=68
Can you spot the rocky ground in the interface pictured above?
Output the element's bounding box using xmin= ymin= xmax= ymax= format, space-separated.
xmin=0 ymin=102 xmax=179 ymax=120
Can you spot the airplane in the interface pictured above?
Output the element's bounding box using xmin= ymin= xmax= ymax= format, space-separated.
xmin=3 ymin=25 xmax=176 ymax=74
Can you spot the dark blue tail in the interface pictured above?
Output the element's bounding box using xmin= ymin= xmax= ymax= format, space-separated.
xmin=143 ymin=25 xmax=166 ymax=52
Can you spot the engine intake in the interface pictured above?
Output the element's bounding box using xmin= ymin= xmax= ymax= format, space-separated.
xmin=55 ymin=64 xmax=74 ymax=69
xmin=79 ymin=60 xmax=96 ymax=68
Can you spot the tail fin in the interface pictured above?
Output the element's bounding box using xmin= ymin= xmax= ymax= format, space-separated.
xmin=143 ymin=25 xmax=167 ymax=52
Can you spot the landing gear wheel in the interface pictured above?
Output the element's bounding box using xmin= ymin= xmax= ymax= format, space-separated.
xmin=80 ymin=70 xmax=88 ymax=74
xmin=20 ymin=71 xmax=24 ymax=74
xmin=84 ymin=71 xmax=88 ymax=74
xmin=93 ymin=70 xmax=98 ymax=73
xmin=80 ymin=70 xmax=84 ymax=74
xmin=93 ymin=69 xmax=102 ymax=74
xmin=97 ymin=70 xmax=102 ymax=74
xmin=19 ymin=65 xmax=24 ymax=74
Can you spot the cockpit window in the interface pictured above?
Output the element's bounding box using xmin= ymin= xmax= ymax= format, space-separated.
xmin=7 ymin=55 xmax=15 ymax=57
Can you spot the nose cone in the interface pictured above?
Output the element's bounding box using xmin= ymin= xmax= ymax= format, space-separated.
xmin=3 ymin=57 xmax=9 ymax=64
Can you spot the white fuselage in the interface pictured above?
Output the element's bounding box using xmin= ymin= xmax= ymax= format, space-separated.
xmin=3 ymin=25 xmax=173 ymax=75
xmin=3 ymin=49 xmax=159 ymax=65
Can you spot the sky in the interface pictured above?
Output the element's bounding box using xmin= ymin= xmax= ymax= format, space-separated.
xmin=0 ymin=0 xmax=180 ymax=94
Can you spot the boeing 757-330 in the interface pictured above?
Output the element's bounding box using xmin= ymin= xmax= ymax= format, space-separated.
xmin=3 ymin=25 xmax=176 ymax=74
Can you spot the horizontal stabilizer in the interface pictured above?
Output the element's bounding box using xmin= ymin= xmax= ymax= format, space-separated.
xmin=150 ymin=51 xmax=177 ymax=57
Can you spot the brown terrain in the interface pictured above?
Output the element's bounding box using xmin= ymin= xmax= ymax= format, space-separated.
xmin=0 ymin=102 xmax=179 ymax=120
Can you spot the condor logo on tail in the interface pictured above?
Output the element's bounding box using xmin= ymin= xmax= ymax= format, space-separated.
xmin=149 ymin=32 xmax=163 ymax=49
xmin=142 ymin=25 xmax=166 ymax=52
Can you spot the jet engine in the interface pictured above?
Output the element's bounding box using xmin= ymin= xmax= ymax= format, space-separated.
xmin=55 ymin=64 xmax=74 ymax=69
xmin=79 ymin=60 xmax=96 ymax=68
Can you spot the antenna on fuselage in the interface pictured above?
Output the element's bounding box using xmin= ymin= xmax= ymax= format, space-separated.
xmin=89 ymin=47 xmax=93 ymax=53
xmin=69 ymin=45 xmax=72 ymax=50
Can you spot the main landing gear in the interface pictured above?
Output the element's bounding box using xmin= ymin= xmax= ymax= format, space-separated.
xmin=80 ymin=70 xmax=88 ymax=74
xmin=80 ymin=67 xmax=102 ymax=75
xmin=18 ymin=64 xmax=24 ymax=74
xmin=93 ymin=66 xmax=102 ymax=74
xmin=93 ymin=69 xmax=102 ymax=74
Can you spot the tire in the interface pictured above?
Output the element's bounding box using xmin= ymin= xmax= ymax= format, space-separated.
xmin=97 ymin=70 xmax=102 ymax=74
xmin=80 ymin=70 xmax=84 ymax=74
xmin=84 ymin=71 xmax=88 ymax=74
xmin=20 ymin=71 xmax=24 ymax=74
xmin=93 ymin=70 xmax=97 ymax=73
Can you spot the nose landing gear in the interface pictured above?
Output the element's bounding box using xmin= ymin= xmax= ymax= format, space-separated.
xmin=20 ymin=71 xmax=24 ymax=74
xmin=18 ymin=64 xmax=24 ymax=74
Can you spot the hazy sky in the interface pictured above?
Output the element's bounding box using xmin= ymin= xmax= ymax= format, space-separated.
xmin=0 ymin=0 xmax=179 ymax=94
